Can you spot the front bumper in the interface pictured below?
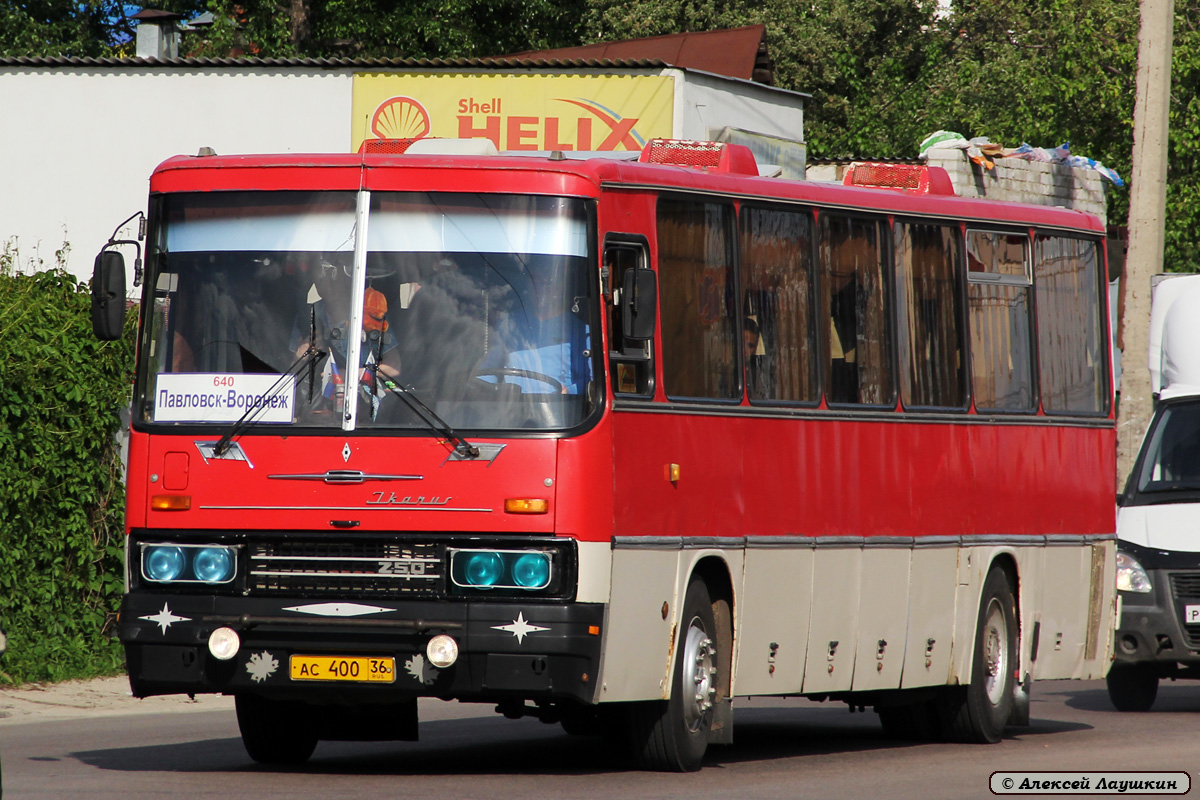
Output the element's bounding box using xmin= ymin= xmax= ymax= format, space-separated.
xmin=1114 ymin=566 xmax=1200 ymax=674
xmin=120 ymin=592 xmax=604 ymax=704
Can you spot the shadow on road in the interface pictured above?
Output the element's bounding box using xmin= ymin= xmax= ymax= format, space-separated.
xmin=1051 ymin=682 xmax=1200 ymax=714
xmin=68 ymin=698 xmax=1093 ymax=776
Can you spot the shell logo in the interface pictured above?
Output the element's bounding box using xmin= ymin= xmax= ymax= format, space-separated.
xmin=370 ymin=96 xmax=432 ymax=140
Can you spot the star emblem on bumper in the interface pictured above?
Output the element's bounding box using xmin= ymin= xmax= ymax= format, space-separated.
xmin=140 ymin=603 xmax=191 ymax=634
xmin=492 ymin=612 xmax=549 ymax=644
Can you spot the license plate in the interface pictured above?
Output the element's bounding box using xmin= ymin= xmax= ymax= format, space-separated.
xmin=1186 ymin=605 xmax=1200 ymax=624
xmin=289 ymin=655 xmax=396 ymax=683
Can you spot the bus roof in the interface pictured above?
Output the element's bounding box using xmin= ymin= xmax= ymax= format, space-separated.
xmin=149 ymin=149 xmax=1107 ymax=235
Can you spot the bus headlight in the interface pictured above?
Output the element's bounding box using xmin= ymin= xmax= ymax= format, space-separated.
xmin=450 ymin=549 xmax=553 ymax=591
xmin=1116 ymin=551 xmax=1153 ymax=593
xmin=193 ymin=547 xmax=236 ymax=584
xmin=512 ymin=553 xmax=551 ymax=588
xmin=144 ymin=546 xmax=187 ymax=582
xmin=141 ymin=543 xmax=238 ymax=585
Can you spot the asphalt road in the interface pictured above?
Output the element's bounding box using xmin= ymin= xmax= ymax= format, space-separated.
xmin=2 ymin=678 xmax=1198 ymax=799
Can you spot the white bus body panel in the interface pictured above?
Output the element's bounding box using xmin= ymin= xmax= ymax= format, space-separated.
xmin=733 ymin=543 xmax=814 ymax=695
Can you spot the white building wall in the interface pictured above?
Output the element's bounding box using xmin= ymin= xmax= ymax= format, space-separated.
xmin=1 ymin=64 xmax=807 ymax=292
xmin=0 ymin=67 xmax=352 ymax=289
xmin=673 ymin=69 xmax=805 ymax=145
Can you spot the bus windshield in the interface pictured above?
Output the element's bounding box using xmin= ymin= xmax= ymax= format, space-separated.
xmin=1136 ymin=399 xmax=1200 ymax=493
xmin=137 ymin=190 xmax=597 ymax=433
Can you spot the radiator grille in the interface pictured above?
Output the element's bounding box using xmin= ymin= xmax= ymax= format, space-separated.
xmin=1170 ymin=572 xmax=1200 ymax=648
xmin=248 ymin=539 xmax=442 ymax=599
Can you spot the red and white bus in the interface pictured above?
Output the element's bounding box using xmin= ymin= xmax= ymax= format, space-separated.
xmin=92 ymin=139 xmax=1116 ymax=771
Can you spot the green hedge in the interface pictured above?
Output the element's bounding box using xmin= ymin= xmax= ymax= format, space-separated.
xmin=0 ymin=243 xmax=133 ymax=684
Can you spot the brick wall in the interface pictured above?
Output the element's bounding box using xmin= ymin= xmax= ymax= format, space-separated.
xmin=925 ymin=151 xmax=1108 ymax=225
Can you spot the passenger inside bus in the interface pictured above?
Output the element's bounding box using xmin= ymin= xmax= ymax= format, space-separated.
xmin=289 ymin=257 xmax=400 ymax=416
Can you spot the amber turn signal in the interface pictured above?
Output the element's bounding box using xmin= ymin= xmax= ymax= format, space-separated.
xmin=150 ymin=494 xmax=192 ymax=511
xmin=504 ymin=498 xmax=549 ymax=514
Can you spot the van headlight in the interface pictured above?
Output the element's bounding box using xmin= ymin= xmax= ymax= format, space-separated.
xmin=1116 ymin=551 xmax=1153 ymax=593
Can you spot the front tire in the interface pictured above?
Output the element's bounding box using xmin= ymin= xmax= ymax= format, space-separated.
xmin=626 ymin=578 xmax=720 ymax=771
xmin=236 ymin=694 xmax=319 ymax=765
xmin=1106 ymin=663 xmax=1159 ymax=712
xmin=939 ymin=566 xmax=1017 ymax=743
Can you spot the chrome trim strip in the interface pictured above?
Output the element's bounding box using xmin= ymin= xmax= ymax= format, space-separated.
xmin=254 ymin=554 xmax=439 ymax=563
xmin=250 ymin=570 xmax=441 ymax=580
xmin=863 ymin=536 xmax=917 ymax=548
xmin=681 ymin=536 xmax=745 ymax=549
xmin=612 ymin=534 xmax=1112 ymax=551
xmin=267 ymin=470 xmax=424 ymax=484
xmin=612 ymin=536 xmax=683 ymax=550
xmin=912 ymin=535 xmax=963 ymax=548
xmin=200 ymin=504 xmax=492 ymax=512
xmin=745 ymin=536 xmax=817 ymax=549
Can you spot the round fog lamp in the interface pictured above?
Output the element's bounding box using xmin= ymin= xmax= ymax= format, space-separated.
xmin=208 ymin=627 xmax=241 ymax=661
xmin=426 ymin=634 xmax=459 ymax=668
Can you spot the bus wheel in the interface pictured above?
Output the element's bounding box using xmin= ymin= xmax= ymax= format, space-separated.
xmin=1106 ymin=663 xmax=1159 ymax=712
xmin=627 ymin=578 xmax=719 ymax=771
xmin=236 ymin=694 xmax=318 ymax=765
xmin=940 ymin=566 xmax=1016 ymax=743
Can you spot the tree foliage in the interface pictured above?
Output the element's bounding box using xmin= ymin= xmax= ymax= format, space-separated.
xmin=0 ymin=240 xmax=134 ymax=683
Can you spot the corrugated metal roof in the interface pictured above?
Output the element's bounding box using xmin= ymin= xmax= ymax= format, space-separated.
xmin=506 ymin=25 xmax=772 ymax=84
xmin=0 ymin=55 xmax=672 ymax=70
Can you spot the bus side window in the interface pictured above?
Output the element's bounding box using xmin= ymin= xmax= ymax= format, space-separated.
xmin=606 ymin=238 xmax=654 ymax=397
xmin=738 ymin=204 xmax=819 ymax=404
xmin=966 ymin=229 xmax=1034 ymax=411
xmin=819 ymin=213 xmax=893 ymax=406
xmin=1033 ymin=234 xmax=1107 ymax=415
xmin=894 ymin=220 xmax=967 ymax=409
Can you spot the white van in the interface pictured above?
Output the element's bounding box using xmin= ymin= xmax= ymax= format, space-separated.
xmin=1110 ymin=274 xmax=1200 ymax=710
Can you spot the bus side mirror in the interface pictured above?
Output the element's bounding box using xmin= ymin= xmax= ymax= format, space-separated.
xmin=622 ymin=268 xmax=657 ymax=342
xmin=91 ymin=249 xmax=126 ymax=340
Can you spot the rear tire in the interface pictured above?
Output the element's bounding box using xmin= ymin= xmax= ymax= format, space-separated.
xmin=1106 ymin=663 xmax=1159 ymax=712
xmin=236 ymin=694 xmax=319 ymax=765
xmin=938 ymin=566 xmax=1017 ymax=743
xmin=626 ymin=578 xmax=720 ymax=771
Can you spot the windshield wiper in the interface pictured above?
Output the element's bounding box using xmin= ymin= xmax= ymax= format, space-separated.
xmin=212 ymin=345 xmax=326 ymax=456
xmin=373 ymin=368 xmax=480 ymax=458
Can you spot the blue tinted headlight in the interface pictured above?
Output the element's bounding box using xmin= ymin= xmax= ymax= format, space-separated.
xmin=145 ymin=546 xmax=186 ymax=582
xmin=193 ymin=547 xmax=235 ymax=583
xmin=512 ymin=553 xmax=551 ymax=589
xmin=464 ymin=552 xmax=504 ymax=586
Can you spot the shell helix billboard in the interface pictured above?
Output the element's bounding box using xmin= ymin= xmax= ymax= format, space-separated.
xmin=351 ymin=73 xmax=674 ymax=153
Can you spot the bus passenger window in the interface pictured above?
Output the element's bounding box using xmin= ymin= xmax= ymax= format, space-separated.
xmin=739 ymin=205 xmax=819 ymax=404
xmin=657 ymin=199 xmax=738 ymax=401
xmin=894 ymin=221 xmax=966 ymax=409
xmin=1034 ymin=235 xmax=1107 ymax=415
xmin=966 ymin=230 xmax=1034 ymax=411
xmin=818 ymin=214 xmax=891 ymax=406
